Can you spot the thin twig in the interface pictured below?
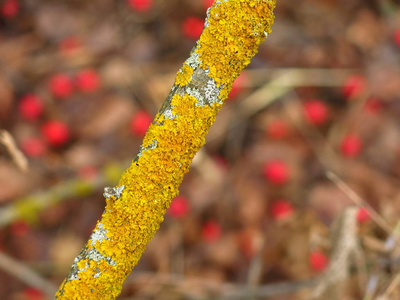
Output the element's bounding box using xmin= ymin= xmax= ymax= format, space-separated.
xmin=326 ymin=171 xmax=393 ymax=235
xmin=0 ymin=252 xmax=58 ymax=297
xmin=121 ymin=271 xmax=319 ymax=299
xmin=0 ymin=130 xmax=28 ymax=172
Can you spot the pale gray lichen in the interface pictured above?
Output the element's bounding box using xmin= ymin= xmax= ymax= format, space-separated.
xmin=103 ymin=185 xmax=125 ymax=200
xmin=181 ymin=67 xmax=223 ymax=107
xmin=163 ymin=107 xmax=176 ymax=120
xmin=138 ymin=139 xmax=158 ymax=158
xmin=185 ymin=51 xmax=201 ymax=70
xmin=91 ymin=223 xmax=109 ymax=246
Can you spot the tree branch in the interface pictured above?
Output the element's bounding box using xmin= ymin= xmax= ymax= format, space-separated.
xmin=55 ymin=1 xmax=276 ymax=298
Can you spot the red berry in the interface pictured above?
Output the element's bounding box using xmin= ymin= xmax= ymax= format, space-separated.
xmin=227 ymin=72 xmax=248 ymax=101
xmin=202 ymin=220 xmax=221 ymax=243
xmin=270 ymin=199 xmax=294 ymax=221
xmin=309 ymin=251 xmax=329 ymax=272
xmin=266 ymin=119 xmax=289 ymax=139
xmin=130 ymin=110 xmax=152 ymax=137
xmin=49 ymin=74 xmax=74 ymax=98
xmin=23 ymin=287 xmax=44 ymax=300
xmin=364 ymin=97 xmax=382 ymax=115
xmin=340 ymin=134 xmax=362 ymax=158
xmin=168 ymin=196 xmax=190 ymax=218
xmin=342 ymin=75 xmax=366 ymax=99
xmin=303 ymin=99 xmax=329 ymax=125
xmin=394 ymin=29 xmax=400 ymax=48
xmin=76 ymin=69 xmax=100 ymax=93
xmin=59 ymin=36 xmax=82 ymax=55
xmin=10 ymin=220 xmax=30 ymax=236
xmin=263 ymin=160 xmax=289 ymax=185
xmin=182 ymin=17 xmax=204 ymax=39
xmin=127 ymin=0 xmax=153 ymax=12
xmin=357 ymin=207 xmax=371 ymax=223
xmin=1 ymin=0 xmax=19 ymax=18
xmin=18 ymin=94 xmax=43 ymax=121
xmin=21 ymin=137 xmax=46 ymax=157
xmin=202 ymin=0 xmax=214 ymax=10
xmin=41 ymin=120 xmax=70 ymax=147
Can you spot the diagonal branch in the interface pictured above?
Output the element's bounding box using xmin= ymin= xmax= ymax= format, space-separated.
xmin=55 ymin=1 xmax=276 ymax=299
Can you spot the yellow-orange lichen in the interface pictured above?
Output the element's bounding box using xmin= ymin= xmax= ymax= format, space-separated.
xmin=175 ymin=63 xmax=194 ymax=86
xmin=56 ymin=1 xmax=275 ymax=299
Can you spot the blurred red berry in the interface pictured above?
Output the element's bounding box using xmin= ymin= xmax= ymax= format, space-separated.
xmin=303 ymin=99 xmax=329 ymax=125
xmin=22 ymin=287 xmax=44 ymax=300
xmin=342 ymin=75 xmax=365 ymax=99
xmin=59 ymin=36 xmax=82 ymax=55
xmin=394 ymin=29 xmax=400 ymax=48
xmin=49 ymin=73 xmax=73 ymax=98
xmin=340 ymin=134 xmax=362 ymax=158
xmin=267 ymin=119 xmax=288 ymax=139
xmin=357 ymin=207 xmax=371 ymax=223
xmin=76 ymin=69 xmax=100 ymax=93
xmin=202 ymin=220 xmax=221 ymax=243
xmin=309 ymin=251 xmax=329 ymax=272
xmin=18 ymin=94 xmax=43 ymax=121
xmin=203 ymin=0 xmax=214 ymax=10
xmin=10 ymin=220 xmax=30 ymax=236
xmin=1 ymin=0 xmax=19 ymax=18
xmin=168 ymin=196 xmax=190 ymax=218
xmin=271 ymin=199 xmax=294 ymax=221
xmin=364 ymin=97 xmax=382 ymax=115
xmin=227 ymin=72 xmax=248 ymax=101
xmin=130 ymin=110 xmax=152 ymax=137
xmin=127 ymin=0 xmax=153 ymax=12
xmin=183 ymin=17 xmax=204 ymax=39
xmin=213 ymin=154 xmax=229 ymax=170
xmin=263 ymin=160 xmax=289 ymax=185
xmin=21 ymin=137 xmax=46 ymax=157
xmin=78 ymin=166 xmax=98 ymax=181
xmin=41 ymin=120 xmax=70 ymax=147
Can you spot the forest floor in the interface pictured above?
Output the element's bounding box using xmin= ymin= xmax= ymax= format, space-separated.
xmin=1 ymin=0 xmax=400 ymax=299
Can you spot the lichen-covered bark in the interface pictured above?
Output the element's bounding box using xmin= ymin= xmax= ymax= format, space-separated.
xmin=55 ymin=1 xmax=276 ymax=299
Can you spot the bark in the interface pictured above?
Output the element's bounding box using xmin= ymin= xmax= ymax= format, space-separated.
xmin=55 ymin=1 xmax=276 ymax=298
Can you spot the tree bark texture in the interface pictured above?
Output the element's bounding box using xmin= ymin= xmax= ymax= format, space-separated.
xmin=55 ymin=1 xmax=276 ymax=298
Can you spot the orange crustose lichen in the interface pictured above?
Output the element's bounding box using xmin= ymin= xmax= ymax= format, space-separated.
xmin=56 ymin=1 xmax=275 ymax=299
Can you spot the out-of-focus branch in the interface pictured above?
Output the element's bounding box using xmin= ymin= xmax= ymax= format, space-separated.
xmin=0 ymin=163 xmax=119 ymax=227
xmin=0 ymin=252 xmax=58 ymax=297
xmin=0 ymin=130 xmax=28 ymax=172
xmin=56 ymin=1 xmax=276 ymax=299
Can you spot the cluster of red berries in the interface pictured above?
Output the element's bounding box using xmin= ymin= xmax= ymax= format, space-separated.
xmin=49 ymin=69 xmax=100 ymax=99
xmin=167 ymin=195 xmax=222 ymax=243
xmin=262 ymin=73 xmax=385 ymax=224
xmin=18 ymin=93 xmax=69 ymax=156
xmin=17 ymin=69 xmax=101 ymax=156
xmin=265 ymin=74 xmax=389 ymax=160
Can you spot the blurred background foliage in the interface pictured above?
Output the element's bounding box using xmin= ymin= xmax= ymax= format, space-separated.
xmin=1 ymin=0 xmax=400 ymax=299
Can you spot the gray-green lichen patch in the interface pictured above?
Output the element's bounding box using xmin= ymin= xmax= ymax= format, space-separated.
xmin=103 ymin=185 xmax=125 ymax=200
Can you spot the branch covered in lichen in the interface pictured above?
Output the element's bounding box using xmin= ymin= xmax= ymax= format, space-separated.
xmin=55 ymin=1 xmax=275 ymax=299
